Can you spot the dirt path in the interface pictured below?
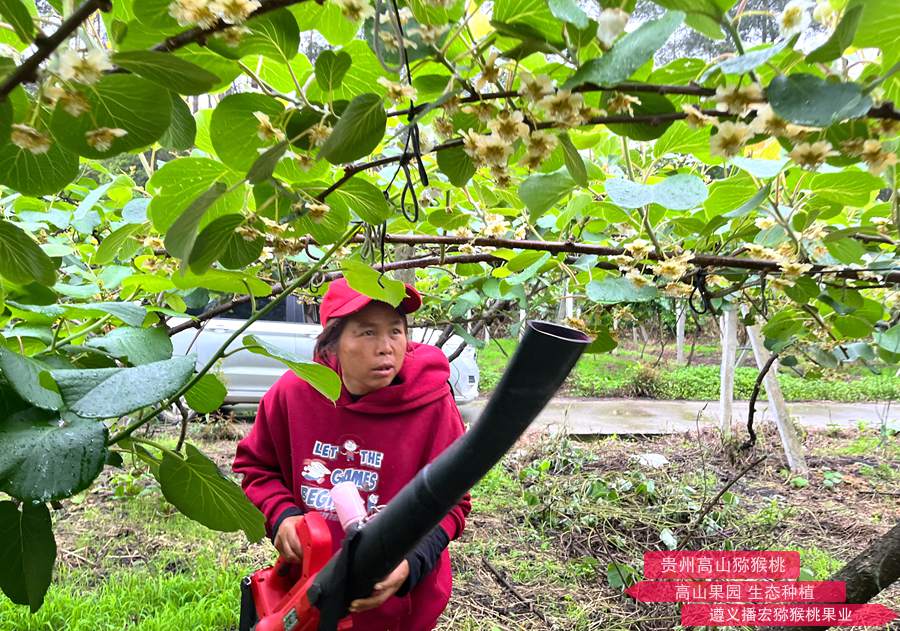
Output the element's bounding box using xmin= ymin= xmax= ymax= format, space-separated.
xmin=458 ymin=398 xmax=900 ymax=436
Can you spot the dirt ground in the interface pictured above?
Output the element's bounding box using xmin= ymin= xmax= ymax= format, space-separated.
xmin=50 ymin=417 xmax=900 ymax=631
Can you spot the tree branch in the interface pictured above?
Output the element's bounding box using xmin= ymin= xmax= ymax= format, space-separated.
xmin=677 ymin=455 xmax=768 ymax=551
xmin=0 ymin=0 xmax=112 ymax=100
xmin=346 ymin=233 xmax=900 ymax=283
xmin=164 ymin=235 xmax=900 ymax=336
xmin=742 ymin=351 xmax=779 ymax=450
xmin=152 ymin=0 xmax=311 ymax=53
xmin=387 ymin=85 xmax=900 ymax=121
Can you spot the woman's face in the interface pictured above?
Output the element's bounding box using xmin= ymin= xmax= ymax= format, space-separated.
xmin=336 ymin=302 xmax=407 ymax=396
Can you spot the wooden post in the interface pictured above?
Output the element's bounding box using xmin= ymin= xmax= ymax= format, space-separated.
xmin=719 ymin=308 xmax=738 ymax=438
xmin=743 ymin=312 xmax=808 ymax=474
xmin=676 ymin=302 xmax=687 ymax=365
xmin=391 ymin=245 xmax=416 ymax=285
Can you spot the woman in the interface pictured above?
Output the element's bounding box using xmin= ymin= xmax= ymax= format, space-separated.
xmin=233 ymin=276 xmax=471 ymax=630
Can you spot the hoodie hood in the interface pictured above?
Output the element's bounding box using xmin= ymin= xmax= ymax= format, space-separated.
xmin=319 ymin=341 xmax=451 ymax=415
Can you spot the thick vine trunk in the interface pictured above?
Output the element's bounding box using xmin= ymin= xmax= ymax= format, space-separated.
xmin=773 ymin=521 xmax=900 ymax=631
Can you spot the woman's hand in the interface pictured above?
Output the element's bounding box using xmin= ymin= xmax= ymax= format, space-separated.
xmin=349 ymin=560 xmax=410 ymax=613
xmin=274 ymin=515 xmax=305 ymax=563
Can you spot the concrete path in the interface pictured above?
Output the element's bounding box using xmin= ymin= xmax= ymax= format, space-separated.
xmin=457 ymin=398 xmax=900 ymax=435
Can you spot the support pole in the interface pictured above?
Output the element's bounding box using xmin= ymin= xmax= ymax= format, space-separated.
xmin=719 ymin=308 xmax=738 ymax=438
xmin=676 ymin=302 xmax=687 ymax=365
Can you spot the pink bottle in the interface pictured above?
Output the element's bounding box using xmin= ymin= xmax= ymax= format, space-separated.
xmin=329 ymin=481 xmax=368 ymax=532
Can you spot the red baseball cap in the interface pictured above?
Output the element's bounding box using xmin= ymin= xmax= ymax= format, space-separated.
xmin=319 ymin=277 xmax=422 ymax=328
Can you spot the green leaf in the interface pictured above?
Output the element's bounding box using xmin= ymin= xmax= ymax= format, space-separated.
xmin=184 ymin=374 xmax=227 ymax=414
xmin=559 ymin=133 xmax=587 ymax=186
xmin=244 ymin=334 xmax=342 ymax=401
xmin=0 ymin=502 xmax=55 ymax=613
xmin=851 ymin=0 xmax=898 ymax=52
xmin=607 ymin=562 xmax=637 ymax=589
xmin=157 ymin=443 xmax=265 ymax=541
xmin=0 ymin=94 xmax=11 ymax=141
xmin=85 ymin=326 xmax=173 ymax=366
xmin=123 ymin=198 xmax=150 ymax=224
xmin=505 ymin=252 xmax=553 ymax=285
xmin=651 ymin=0 xmax=730 ymax=38
xmin=449 ymin=324 xmax=486 ymax=350
xmin=319 ymin=93 xmax=386 ymax=164
xmin=605 ymin=174 xmax=707 ymax=210
xmin=705 ymin=37 xmax=790 ymax=77
xmin=767 ymin=74 xmax=872 ymax=127
xmin=210 ymin=93 xmax=285 ymax=171
xmin=306 ymin=41 xmax=387 ymax=102
xmin=584 ymin=326 xmax=617 ymax=354
xmin=0 ymin=410 xmax=107 ymax=502
xmin=292 ymin=1 xmax=360 ymax=46
xmin=518 ymin=169 xmax=576 ymax=219
xmin=210 ymin=8 xmax=300 ymax=61
xmin=341 ymin=260 xmax=406 ymax=308
xmin=0 ymin=0 xmax=34 ymax=43
xmin=242 ymin=8 xmax=300 ymax=60
xmin=731 ymin=157 xmax=788 ymax=179
xmin=564 ymin=11 xmax=684 ymax=89
xmin=247 ymin=140 xmax=288 ymax=184
xmin=762 ymin=309 xmax=804 ymax=342
xmin=95 ymin=223 xmax=143 ymax=265
xmin=436 ymin=145 xmax=476 ymax=186
xmin=876 ymin=325 xmax=900 ymax=354
xmin=188 ymin=214 xmax=260 ymax=274
xmin=0 ymin=220 xmax=56 ymax=286
xmin=329 ymin=176 xmax=391 ymax=224
xmin=315 ymin=49 xmax=352 ymax=93
xmin=834 ymin=315 xmax=872 ymax=340
xmin=603 ymin=92 xmax=676 ymax=141
xmin=653 ymin=122 xmax=710 ymax=160
xmin=112 ymin=51 xmax=220 ymax=95
xmin=548 ymin=0 xmax=589 ymax=29
xmin=171 ymin=269 xmax=272 ymax=296
xmin=174 ymin=45 xmax=241 ymax=89
xmin=68 ymin=302 xmax=147 ymax=327
xmin=252 ymin=54 xmax=313 ymax=93
xmin=50 ymin=75 xmax=172 ymax=158
xmin=0 ymin=347 xmax=61 ymax=411
xmin=52 ymin=356 xmax=196 ymax=418
xmin=132 ymin=0 xmax=178 ymax=29
xmin=587 ymin=277 xmax=658 ymax=303
xmin=493 ymin=0 xmax=564 ymax=46
xmin=824 ymin=237 xmax=866 ymax=264
xmin=807 ymin=4 xmax=863 ymax=63
xmin=0 ymin=133 xmax=79 ymax=196
xmin=164 ymin=182 xmax=229 ymax=264
xmin=704 ymin=174 xmax=757 ymax=216
xmin=147 ymin=157 xmax=244 ymax=233
xmin=285 ymin=105 xmax=332 ymax=151
xmin=295 ymin=195 xmax=350 ymax=244
xmin=408 ymin=0 xmax=466 ymax=24
xmin=159 ymin=92 xmax=197 ymax=151
xmin=811 ymin=170 xmax=884 ymax=207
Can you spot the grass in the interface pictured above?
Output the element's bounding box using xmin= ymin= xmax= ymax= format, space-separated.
xmin=2 ymin=424 xmax=897 ymax=630
xmin=1 ymin=489 xmax=262 ymax=631
xmin=3 ymin=557 xmax=249 ymax=631
xmin=477 ymin=338 xmax=900 ymax=402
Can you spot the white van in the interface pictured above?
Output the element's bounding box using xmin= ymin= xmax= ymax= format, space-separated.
xmin=169 ymin=295 xmax=479 ymax=405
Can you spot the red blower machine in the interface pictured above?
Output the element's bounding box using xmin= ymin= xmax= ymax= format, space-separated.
xmin=239 ymin=321 xmax=590 ymax=631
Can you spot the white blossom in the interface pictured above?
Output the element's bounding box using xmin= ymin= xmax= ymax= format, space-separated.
xmin=596 ymin=8 xmax=629 ymax=49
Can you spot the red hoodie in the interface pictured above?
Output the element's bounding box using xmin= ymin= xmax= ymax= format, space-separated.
xmin=233 ymin=341 xmax=471 ymax=631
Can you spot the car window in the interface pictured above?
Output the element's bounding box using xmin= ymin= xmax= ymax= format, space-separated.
xmin=300 ymin=302 xmax=320 ymax=324
xmin=212 ymin=297 xmax=288 ymax=322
